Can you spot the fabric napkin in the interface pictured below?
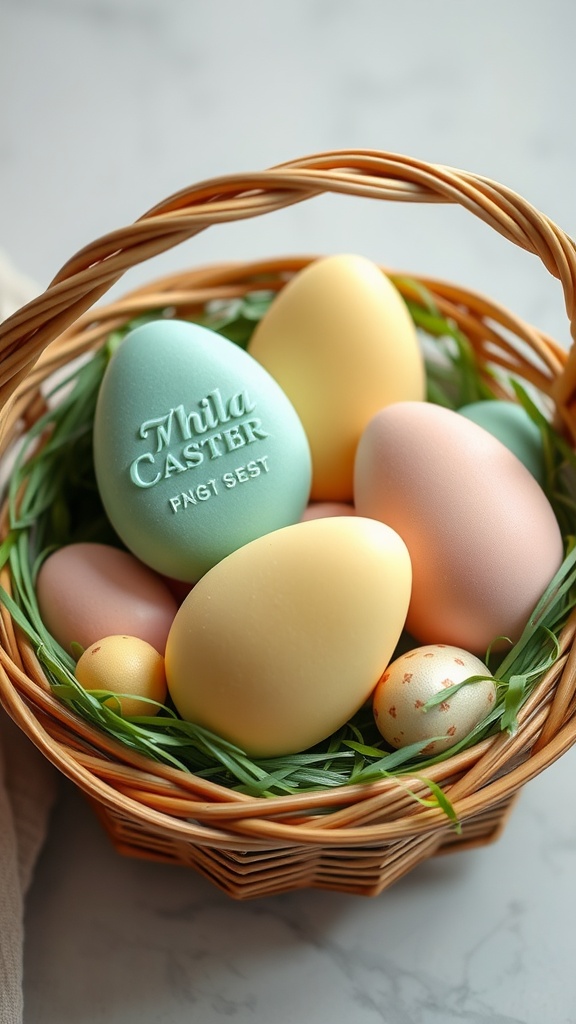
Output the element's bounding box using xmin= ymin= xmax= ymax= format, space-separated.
xmin=0 ymin=251 xmax=57 ymax=1024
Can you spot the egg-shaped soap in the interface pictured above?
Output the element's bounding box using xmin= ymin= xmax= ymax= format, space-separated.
xmin=165 ymin=516 xmax=412 ymax=757
xmin=354 ymin=401 xmax=564 ymax=652
xmin=93 ymin=320 xmax=312 ymax=582
xmin=373 ymin=644 xmax=496 ymax=755
xmin=248 ymin=254 xmax=425 ymax=502
xmin=36 ymin=542 xmax=178 ymax=654
xmin=459 ymin=399 xmax=545 ymax=486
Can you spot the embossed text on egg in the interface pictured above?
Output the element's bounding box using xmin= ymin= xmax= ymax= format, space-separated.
xmin=168 ymin=458 xmax=270 ymax=512
xmin=169 ymin=478 xmax=219 ymax=513
xmin=130 ymin=416 xmax=270 ymax=488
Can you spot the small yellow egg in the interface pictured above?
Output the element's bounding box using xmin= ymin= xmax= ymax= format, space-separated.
xmin=373 ymin=644 xmax=496 ymax=755
xmin=75 ymin=635 xmax=168 ymax=717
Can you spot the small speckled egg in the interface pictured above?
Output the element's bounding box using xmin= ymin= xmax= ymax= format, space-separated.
xmin=373 ymin=645 xmax=496 ymax=755
xmin=165 ymin=516 xmax=412 ymax=757
xmin=354 ymin=401 xmax=564 ymax=651
xmin=458 ymin=400 xmax=545 ymax=487
xmin=36 ymin=542 xmax=178 ymax=655
xmin=75 ymin=635 xmax=168 ymax=717
xmin=248 ymin=254 xmax=425 ymax=502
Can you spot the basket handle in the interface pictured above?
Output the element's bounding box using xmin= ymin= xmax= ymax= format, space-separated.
xmin=2 ymin=149 xmax=576 ymax=420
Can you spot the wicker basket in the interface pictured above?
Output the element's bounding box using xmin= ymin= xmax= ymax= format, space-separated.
xmin=1 ymin=150 xmax=576 ymax=900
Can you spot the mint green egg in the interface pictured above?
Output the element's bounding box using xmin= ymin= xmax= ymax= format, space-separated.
xmin=93 ymin=320 xmax=312 ymax=582
xmin=458 ymin=400 xmax=546 ymax=487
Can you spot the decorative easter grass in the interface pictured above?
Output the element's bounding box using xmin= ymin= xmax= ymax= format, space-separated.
xmin=2 ymin=284 xmax=576 ymax=806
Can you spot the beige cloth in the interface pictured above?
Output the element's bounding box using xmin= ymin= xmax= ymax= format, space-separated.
xmin=0 ymin=253 xmax=56 ymax=1024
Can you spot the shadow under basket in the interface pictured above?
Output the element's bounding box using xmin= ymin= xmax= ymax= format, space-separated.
xmin=1 ymin=150 xmax=576 ymax=899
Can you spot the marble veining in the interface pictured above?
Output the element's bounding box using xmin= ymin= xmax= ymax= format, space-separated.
xmin=22 ymin=745 xmax=576 ymax=1024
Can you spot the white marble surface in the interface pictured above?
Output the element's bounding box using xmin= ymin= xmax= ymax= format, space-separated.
xmin=2 ymin=1 xmax=576 ymax=1021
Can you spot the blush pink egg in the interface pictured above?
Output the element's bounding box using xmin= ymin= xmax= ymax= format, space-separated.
xmin=160 ymin=575 xmax=195 ymax=605
xmin=36 ymin=542 xmax=178 ymax=655
xmin=354 ymin=401 xmax=564 ymax=653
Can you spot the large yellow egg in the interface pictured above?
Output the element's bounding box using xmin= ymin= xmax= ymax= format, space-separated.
xmin=165 ymin=516 xmax=412 ymax=757
xmin=248 ymin=254 xmax=425 ymax=502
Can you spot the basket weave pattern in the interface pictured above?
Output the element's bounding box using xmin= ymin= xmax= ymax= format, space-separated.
xmin=0 ymin=151 xmax=576 ymax=898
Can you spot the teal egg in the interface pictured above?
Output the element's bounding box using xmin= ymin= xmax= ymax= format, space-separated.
xmin=458 ymin=400 xmax=546 ymax=487
xmin=93 ymin=320 xmax=312 ymax=582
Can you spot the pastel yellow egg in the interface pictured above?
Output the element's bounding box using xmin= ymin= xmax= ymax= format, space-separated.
xmin=75 ymin=634 xmax=167 ymax=717
xmin=165 ymin=516 xmax=412 ymax=757
xmin=373 ymin=645 xmax=496 ymax=755
xmin=354 ymin=401 xmax=564 ymax=652
xmin=248 ymin=254 xmax=425 ymax=502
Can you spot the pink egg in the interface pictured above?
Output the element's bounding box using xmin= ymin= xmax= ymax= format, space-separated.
xmin=354 ymin=401 xmax=564 ymax=652
xmin=300 ymin=502 xmax=356 ymax=521
xmin=36 ymin=542 xmax=178 ymax=655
